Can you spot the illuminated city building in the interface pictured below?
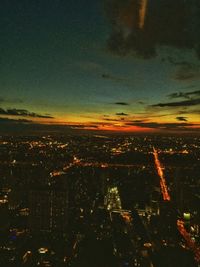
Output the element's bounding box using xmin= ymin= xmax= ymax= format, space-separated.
xmin=105 ymin=186 xmax=122 ymax=211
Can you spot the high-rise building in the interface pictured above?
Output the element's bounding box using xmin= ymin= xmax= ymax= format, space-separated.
xmin=29 ymin=188 xmax=68 ymax=233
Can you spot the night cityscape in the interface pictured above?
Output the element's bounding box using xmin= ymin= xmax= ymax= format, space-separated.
xmin=1 ymin=0 xmax=200 ymax=266
xmin=0 ymin=134 xmax=200 ymax=266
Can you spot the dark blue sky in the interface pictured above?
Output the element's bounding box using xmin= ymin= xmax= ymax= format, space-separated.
xmin=0 ymin=0 xmax=200 ymax=132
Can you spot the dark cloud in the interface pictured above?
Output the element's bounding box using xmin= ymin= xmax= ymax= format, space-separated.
xmin=104 ymin=118 xmax=123 ymax=122
xmin=102 ymin=73 xmax=112 ymax=79
xmin=0 ymin=117 xmax=198 ymax=134
xmin=126 ymin=120 xmax=198 ymax=131
xmin=104 ymin=0 xmax=200 ymax=59
xmin=151 ymin=98 xmax=200 ymax=108
xmin=132 ymin=119 xmax=148 ymax=123
xmin=116 ymin=112 xmax=129 ymax=116
xmin=0 ymin=118 xmax=101 ymax=134
xmin=114 ymin=102 xmax=129 ymax=106
xmin=0 ymin=117 xmax=31 ymax=123
xmin=0 ymin=117 xmax=98 ymax=129
xmin=138 ymin=101 xmax=146 ymax=105
xmin=168 ymin=90 xmax=200 ymax=99
xmin=132 ymin=112 xmax=173 ymax=118
xmin=101 ymin=73 xmax=127 ymax=83
xmin=0 ymin=107 xmax=54 ymax=118
xmin=176 ymin=116 xmax=188 ymax=122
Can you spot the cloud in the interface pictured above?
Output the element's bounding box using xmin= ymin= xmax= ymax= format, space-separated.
xmin=132 ymin=119 xmax=148 ymax=123
xmin=176 ymin=116 xmax=188 ymax=122
xmin=165 ymin=58 xmax=200 ymax=81
xmin=138 ymin=101 xmax=146 ymax=105
xmin=0 ymin=117 xmax=97 ymax=129
xmin=166 ymin=57 xmax=192 ymax=67
xmin=177 ymin=109 xmax=200 ymax=115
xmin=104 ymin=0 xmax=200 ymax=59
xmin=0 ymin=118 xmax=102 ymax=134
xmin=174 ymin=64 xmax=200 ymax=81
xmin=101 ymin=73 xmax=128 ymax=83
xmin=0 ymin=116 xmax=198 ymax=134
xmin=150 ymin=89 xmax=200 ymax=114
xmin=77 ymin=61 xmax=132 ymax=86
xmin=126 ymin=120 xmax=198 ymax=131
xmin=114 ymin=102 xmax=129 ymax=106
xmin=151 ymin=98 xmax=200 ymax=108
xmin=104 ymin=118 xmax=124 ymax=122
xmin=0 ymin=117 xmax=31 ymax=123
xmin=168 ymin=90 xmax=200 ymax=99
xmin=116 ymin=112 xmax=129 ymax=116
xmin=0 ymin=107 xmax=54 ymax=118
xmin=66 ymin=124 xmax=99 ymax=130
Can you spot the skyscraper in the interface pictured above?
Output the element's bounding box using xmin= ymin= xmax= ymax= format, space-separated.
xmin=29 ymin=187 xmax=68 ymax=234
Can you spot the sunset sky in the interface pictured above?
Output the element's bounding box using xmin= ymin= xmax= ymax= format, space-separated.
xmin=1 ymin=0 xmax=200 ymax=133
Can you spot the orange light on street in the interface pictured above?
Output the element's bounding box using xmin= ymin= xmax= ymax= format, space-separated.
xmin=153 ymin=147 xmax=171 ymax=201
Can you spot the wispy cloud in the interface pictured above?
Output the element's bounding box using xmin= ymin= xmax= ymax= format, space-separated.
xmin=166 ymin=57 xmax=193 ymax=67
xmin=126 ymin=120 xmax=198 ymax=131
xmin=114 ymin=102 xmax=129 ymax=106
xmin=76 ymin=61 xmax=131 ymax=86
xmin=168 ymin=90 xmax=200 ymax=99
xmin=0 ymin=107 xmax=54 ymax=119
xmin=176 ymin=109 xmax=200 ymax=116
xmin=151 ymin=98 xmax=200 ymax=108
xmin=149 ymin=89 xmax=200 ymax=119
xmin=174 ymin=64 xmax=200 ymax=81
xmin=164 ymin=57 xmax=200 ymax=81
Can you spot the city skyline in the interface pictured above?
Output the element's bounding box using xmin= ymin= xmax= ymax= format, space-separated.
xmin=0 ymin=134 xmax=199 ymax=266
xmin=1 ymin=0 xmax=200 ymax=133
